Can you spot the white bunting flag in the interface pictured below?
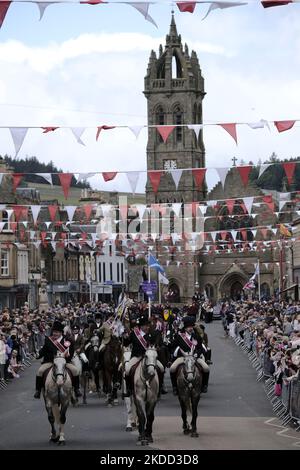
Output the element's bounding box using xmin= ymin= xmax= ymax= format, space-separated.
xmin=0 ymin=222 xmax=5 ymax=232
xmin=216 ymin=167 xmax=229 ymax=188
xmin=135 ymin=204 xmax=146 ymax=220
xmin=247 ymin=119 xmax=269 ymax=130
xmin=0 ymin=173 xmax=4 ymax=186
xmin=202 ymin=2 xmax=247 ymax=21
xmin=30 ymin=230 xmax=35 ymax=240
xmin=34 ymin=241 xmax=41 ymax=249
xmin=279 ymin=200 xmax=288 ymax=212
xmin=243 ymin=197 xmax=254 ymax=215
xmin=172 ymin=203 xmax=182 ymax=217
xmin=45 ymin=221 xmax=51 ymax=229
xmin=31 ymin=205 xmax=41 ymax=225
xmin=128 ymin=2 xmax=158 ymax=28
xmin=36 ymin=2 xmax=53 ymax=20
xmin=9 ymin=127 xmax=28 ymax=156
xmin=170 ymin=169 xmax=183 ymax=190
xmin=187 ymin=124 xmax=203 ymax=139
xmin=36 ymin=173 xmax=52 ymax=185
xmin=198 ymin=204 xmax=208 ymax=215
xmin=258 ymin=164 xmax=271 ymax=179
xmin=231 ymin=230 xmax=238 ymax=241
xmin=71 ymin=127 xmax=86 ymax=146
xmin=128 ymin=125 xmax=144 ymax=139
xmin=77 ymin=172 xmax=96 ymax=183
xmin=126 ymin=171 xmax=140 ymax=194
xmin=66 ymin=206 xmax=77 ymax=221
xmin=51 ymin=241 xmax=56 ymax=252
xmin=252 ymin=229 xmax=257 ymax=238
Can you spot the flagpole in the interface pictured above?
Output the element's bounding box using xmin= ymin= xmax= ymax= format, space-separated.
xmin=158 ymin=277 xmax=161 ymax=304
xmin=148 ymin=247 xmax=151 ymax=319
xmin=258 ymin=258 xmax=261 ymax=302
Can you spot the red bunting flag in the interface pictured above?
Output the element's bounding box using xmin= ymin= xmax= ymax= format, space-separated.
xmin=237 ymin=166 xmax=251 ymax=186
xmin=84 ymin=204 xmax=93 ymax=220
xmin=219 ymin=123 xmax=238 ymax=144
xmin=48 ymin=205 xmax=58 ymax=222
xmin=148 ymin=171 xmax=163 ymax=193
xmin=41 ymin=127 xmax=59 ymax=133
xmin=226 ymin=199 xmax=235 ymax=215
xmin=274 ymin=120 xmax=296 ymax=133
xmin=10 ymin=222 xmax=17 ymax=232
xmin=282 ymin=162 xmax=296 ymax=185
xmin=0 ymin=1 xmax=11 ymax=28
xmin=220 ymin=231 xmax=227 ymax=241
xmin=58 ymin=173 xmax=73 ymax=199
xmin=96 ymin=125 xmax=115 ymax=141
xmin=176 ymin=2 xmax=196 ymax=13
xmin=40 ymin=231 xmax=47 ymax=243
xmin=192 ymin=168 xmax=206 ymax=190
xmin=156 ymin=126 xmax=175 ymax=143
xmin=261 ymin=1 xmax=292 ymax=7
xmin=12 ymin=205 xmax=27 ymax=222
xmin=12 ymin=173 xmax=23 ymax=192
xmin=102 ymin=172 xmax=118 ymax=182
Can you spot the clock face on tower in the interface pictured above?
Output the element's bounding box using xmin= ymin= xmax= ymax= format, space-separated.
xmin=163 ymin=159 xmax=177 ymax=171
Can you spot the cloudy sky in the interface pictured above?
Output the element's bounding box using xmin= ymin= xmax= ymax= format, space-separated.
xmin=0 ymin=1 xmax=300 ymax=193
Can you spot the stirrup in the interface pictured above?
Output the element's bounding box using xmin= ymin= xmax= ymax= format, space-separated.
xmin=34 ymin=390 xmax=41 ymax=399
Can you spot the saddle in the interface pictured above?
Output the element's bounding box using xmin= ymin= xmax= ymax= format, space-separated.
xmin=128 ymin=359 xmax=142 ymax=381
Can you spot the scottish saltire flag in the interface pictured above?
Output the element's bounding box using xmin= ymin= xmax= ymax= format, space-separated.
xmin=158 ymin=271 xmax=169 ymax=285
xmin=148 ymin=253 xmax=165 ymax=274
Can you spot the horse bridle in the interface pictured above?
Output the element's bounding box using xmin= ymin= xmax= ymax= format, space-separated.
xmin=183 ymin=356 xmax=196 ymax=387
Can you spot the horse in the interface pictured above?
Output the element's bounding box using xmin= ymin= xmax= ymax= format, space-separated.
xmin=83 ymin=334 xmax=101 ymax=401
xmin=43 ymin=353 xmax=73 ymax=445
xmin=131 ymin=347 xmax=159 ymax=445
xmin=175 ymin=353 xmax=203 ymax=437
xmin=122 ymin=347 xmax=137 ymax=431
xmin=102 ymin=336 xmax=122 ymax=406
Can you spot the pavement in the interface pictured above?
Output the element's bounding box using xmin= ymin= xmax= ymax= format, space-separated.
xmin=0 ymin=321 xmax=300 ymax=450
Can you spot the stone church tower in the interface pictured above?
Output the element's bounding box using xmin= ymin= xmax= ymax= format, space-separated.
xmin=144 ymin=14 xmax=206 ymax=204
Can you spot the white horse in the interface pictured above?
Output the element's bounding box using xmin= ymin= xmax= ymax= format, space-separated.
xmin=132 ymin=347 xmax=159 ymax=446
xmin=122 ymin=347 xmax=137 ymax=431
xmin=43 ymin=354 xmax=73 ymax=445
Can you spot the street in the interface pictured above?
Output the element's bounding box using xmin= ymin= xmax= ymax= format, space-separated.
xmin=0 ymin=321 xmax=299 ymax=450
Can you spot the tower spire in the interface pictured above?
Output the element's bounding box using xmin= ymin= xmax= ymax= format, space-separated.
xmin=169 ymin=10 xmax=178 ymax=39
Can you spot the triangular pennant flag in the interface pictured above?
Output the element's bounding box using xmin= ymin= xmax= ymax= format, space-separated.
xmin=31 ymin=205 xmax=41 ymax=225
xmin=9 ymin=127 xmax=28 ymax=156
xmin=58 ymin=173 xmax=73 ymax=199
xmin=70 ymin=127 xmax=86 ymax=146
xmin=252 ymin=229 xmax=257 ymax=238
xmin=36 ymin=173 xmax=52 ymax=185
xmin=126 ymin=171 xmax=140 ymax=194
xmin=0 ymin=173 xmax=4 ymax=186
xmin=187 ymin=124 xmax=203 ymax=138
xmin=66 ymin=206 xmax=77 ymax=222
xmin=51 ymin=232 xmax=56 ymax=241
xmin=135 ymin=204 xmax=146 ymax=220
xmin=226 ymin=199 xmax=235 ymax=215
xmin=247 ymin=119 xmax=269 ymax=129
xmin=102 ymin=172 xmax=118 ymax=182
xmin=219 ymin=123 xmax=238 ymax=144
xmin=34 ymin=241 xmax=41 ymax=249
xmin=156 ymin=126 xmax=175 ymax=143
xmin=0 ymin=1 xmax=11 ymax=28
xmin=36 ymin=2 xmax=53 ymax=21
xmin=177 ymin=2 xmax=196 ymax=13
xmin=148 ymin=171 xmax=163 ymax=193
xmin=243 ymin=197 xmax=254 ymax=214
xmin=231 ymin=230 xmax=238 ymax=241
xmin=30 ymin=230 xmax=35 ymax=240
xmin=44 ymin=221 xmax=52 ymax=229
xmin=282 ymin=162 xmax=296 ymax=186
xmin=279 ymin=200 xmax=287 ymax=211
xmin=172 ymin=203 xmax=182 ymax=217
xmin=264 ymin=263 xmax=269 ymax=270
xmin=192 ymin=168 xmax=206 ymax=190
xmin=77 ymin=172 xmax=96 ymax=183
xmin=51 ymin=241 xmax=56 ymax=252
xmin=237 ymin=165 xmax=251 ymax=186
xmin=0 ymin=222 xmax=5 ymax=232
xmin=211 ymin=231 xmax=217 ymax=242
xmin=83 ymin=204 xmax=93 ymax=220
xmin=274 ymin=120 xmax=296 ymax=133
xmin=170 ymin=169 xmax=183 ymax=189
xmin=48 ymin=205 xmax=57 ymax=222
xmin=128 ymin=2 xmax=158 ymax=28
xmin=96 ymin=125 xmax=115 ymax=141
xmin=216 ymin=167 xmax=229 ymax=188
xmin=41 ymin=126 xmax=59 ymax=133
xmin=202 ymin=1 xmax=247 ymax=21
xmin=262 ymin=1 xmax=292 ymax=7
xmin=128 ymin=125 xmax=144 ymax=139
xmin=258 ymin=164 xmax=271 ymax=179
xmin=12 ymin=173 xmax=23 ymax=192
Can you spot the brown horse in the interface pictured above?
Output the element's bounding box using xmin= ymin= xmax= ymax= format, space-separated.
xmin=175 ymin=354 xmax=203 ymax=437
xmin=102 ymin=336 xmax=122 ymax=406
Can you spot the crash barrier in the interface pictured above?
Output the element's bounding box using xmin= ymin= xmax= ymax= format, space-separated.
xmin=233 ymin=331 xmax=300 ymax=431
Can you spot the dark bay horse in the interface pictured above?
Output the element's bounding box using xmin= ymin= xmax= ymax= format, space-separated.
xmin=83 ymin=334 xmax=101 ymax=402
xmin=102 ymin=336 xmax=122 ymax=406
xmin=175 ymin=354 xmax=203 ymax=437
xmin=132 ymin=347 xmax=160 ymax=445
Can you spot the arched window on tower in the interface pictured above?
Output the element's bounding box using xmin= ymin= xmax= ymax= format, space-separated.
xmin=155 ymin=105 xmax=165 ymax=144
xmin=171 ymin=52 xmax=183 ymax=79
xmin=173 ymin=105 xmax=183 ymax=144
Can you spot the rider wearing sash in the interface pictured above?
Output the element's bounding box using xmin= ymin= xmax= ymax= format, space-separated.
xmin=34 ymin=321 xmax=82 ymax=399
xmin=170 ymin=316 xmax=210 ymax=395
xmin=123 ymin=316 xmax=164 ymax=396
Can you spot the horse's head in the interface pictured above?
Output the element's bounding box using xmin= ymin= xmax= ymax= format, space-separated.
xmin=183 ymin=353 xmax=196 ymax=386
xmin=90 ymin=334 xmax=100 ymax=351
xmin=53 ymin=354 xmax=67 ymax=387
xmin=144 ymin=347 xmax=157 ymax=378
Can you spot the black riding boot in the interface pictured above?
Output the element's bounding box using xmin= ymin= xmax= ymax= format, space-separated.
xmin=170 ymin=371 xmax=178 ymax=396
xmin=123 ymin=376 xmax=132 ymax=398
xmin=34 ymin=376 xmax=43 ymax=399
xmin=201 ymin=371 xmax=209 ymax=393
xmin=73 ymin=375 xmax=82 ymax=397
